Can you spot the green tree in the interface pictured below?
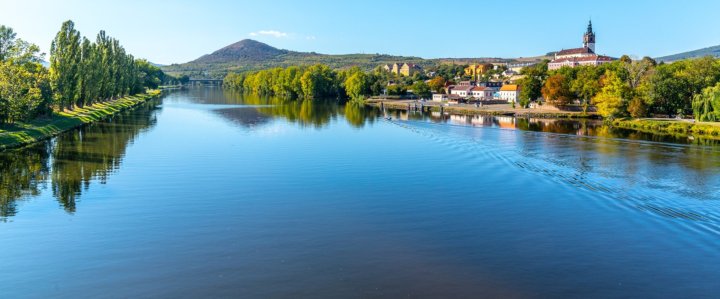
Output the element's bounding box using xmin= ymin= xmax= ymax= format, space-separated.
xmin=593 ymin=70 xmax=630 ymax=118
xmin=344 ymin=71 xmax=369 ymax=100
xmin=300 ymin=64 xmax=337 ymax=99
xmin=518 ymin=61 xmax=548 ymax=107
xmin=570 ymin=66 xmax=601 ymax=112
xmin=0 ymin=25 xmax=17 ymax=61
xmin=411 ymin=80 xmax=431 ymax=99
xmin=50 ymin=20 xmax=81 ymax=110
xmin=692 ymin=82 xmax=720 ymax=121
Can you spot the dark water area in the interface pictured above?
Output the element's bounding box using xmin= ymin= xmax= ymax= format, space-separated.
xmin=1 ymin=87 xmax=719 ymax=298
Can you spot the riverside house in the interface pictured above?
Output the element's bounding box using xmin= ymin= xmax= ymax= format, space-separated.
xmin=499 ymin=84 xmax=520 ymax=103
xmin=450 ymin=85 xmax=473 ymax=97
xmin=471 ymin=86 xmax=494 ymax=100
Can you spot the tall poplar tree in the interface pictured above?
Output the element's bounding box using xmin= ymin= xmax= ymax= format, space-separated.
xmin=49 ymin=20 xmax=81 ymax=110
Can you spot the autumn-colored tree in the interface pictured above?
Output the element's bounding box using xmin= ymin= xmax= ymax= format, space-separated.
xmin=427 ymin=76 xmax=446 ymax=93
xmin=542 ymin=74 xmax=574 ymax=107
xmin=627 ymin=97 xmax=647 ymax=118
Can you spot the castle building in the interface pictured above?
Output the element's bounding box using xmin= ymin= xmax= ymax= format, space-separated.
xmin=548 ymin=21 xmax=615 ymax=70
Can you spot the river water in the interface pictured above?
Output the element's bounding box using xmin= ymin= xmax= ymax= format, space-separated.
xmin=1 ymin=87 xmax=719 ymax=298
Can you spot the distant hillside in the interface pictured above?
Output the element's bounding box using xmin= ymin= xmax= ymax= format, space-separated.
xmin=161 ymin=39 xmax=540 ymax=79
xmin=162 ymin=39 xmax=428 ymax=79
xmin=656 ymin=45 xmax=720 ymax=62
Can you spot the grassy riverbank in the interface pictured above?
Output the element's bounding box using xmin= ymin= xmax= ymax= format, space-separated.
xmin=0 ymin=90 xmax=162 ymax=151
xmin=612 ymin=118 xmax=720 ymax=140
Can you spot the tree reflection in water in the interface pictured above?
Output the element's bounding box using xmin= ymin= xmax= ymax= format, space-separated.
xmin=0 ymin=99 xmax=159 ymax=218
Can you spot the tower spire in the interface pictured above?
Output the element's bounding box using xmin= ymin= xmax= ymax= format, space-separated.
xmin=583 ymin=20 xmax=596 ymax=53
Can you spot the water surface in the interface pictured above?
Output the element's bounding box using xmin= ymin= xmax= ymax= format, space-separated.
xmin=1 ymin=87 xmax=719 ymax=298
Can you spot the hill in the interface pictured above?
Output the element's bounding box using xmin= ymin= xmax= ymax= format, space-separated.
xmin=656 ymin=45 xmax=720 ymax=62
xmin=162 ymin=39 xmax=428 ymax=79
xmin=161 ymin=39 xmax=539 ymax=79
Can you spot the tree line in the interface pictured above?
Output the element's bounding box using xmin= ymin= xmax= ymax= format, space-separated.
xmin=517 ymin=56 xmax=720 ymax=120
xmin=0 ymin=21 xmax=166 ymax=124
xmin=223 ymin=64 xmax=433 ymax=101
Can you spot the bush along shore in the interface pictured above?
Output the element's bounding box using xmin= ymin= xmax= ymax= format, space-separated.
xmin=0 ymin=90 xmax=161 ymax=151
xmin=612 ymin=118 xmax=720 ymax=140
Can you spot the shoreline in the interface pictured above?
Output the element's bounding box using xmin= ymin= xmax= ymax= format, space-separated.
xmin=366 ymin=99 xmax=599 ymax=119
xmin=0 ymin=90 xmax=163 ymax=151
xmin=612 ymin=118 xmax=720 ymax=141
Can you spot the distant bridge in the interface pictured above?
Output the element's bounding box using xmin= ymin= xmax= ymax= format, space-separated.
xmin=188 ymin=78 xmax=223 ymax=85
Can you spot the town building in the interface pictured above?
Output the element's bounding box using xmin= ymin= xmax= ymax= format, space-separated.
xmin=450 ymin=85 xmax=473 ymax=97
xmin=471 ymin=86 xmax=494 ymax=100
xmin=499 ymin=84 xmax=520 ymax=103
xmin=432 ymin=93 xmax=448 ymax=102
xmin=464 ymin=64 xmax=492 ymax=81
xmin=548 ymin=21 xmax=615 ymax=70
xmin=383 ymin=63 xmax=422 ymax=76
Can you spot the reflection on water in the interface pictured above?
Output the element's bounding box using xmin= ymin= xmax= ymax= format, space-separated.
xmin=1 ymin=87 xmax=720 ymax=298
xmin=0 ymin=143 xmax=50 ymax=218
xmin=2 ymin=88 xmax=720 ymax=220
xmin=0 ymin=98 xmax=159 ymax=220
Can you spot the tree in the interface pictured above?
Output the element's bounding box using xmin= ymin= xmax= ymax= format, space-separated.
xmin=542 ymin=74 xmax=574 ymax=107
xmin=411 ymin=81 xmax=431 ymax=99
xmin=427 ymin=76 xmax=446 ymax=93
xmin=593 ymin=70 xmax=630 ymax=118
xmin=386 ymin=84 xmax=407 ymax=96
xmin=0 ymin=60 xmax=52 ymax=123
xmin=627 ymin=97 xmax=647 ymax=118
xmin=135 ymin=59 xmax=163 ymax=89
xmin=518 ymin=61 xmax=548 ymax=107
xmin=692 ymin=82 xmax=720 ymax=121
xmin=344 ymin=71 xmax=369 ymax=100
xmin=571 ymin=66 xmax=602 ymax=112
xmin=300 ymin=64 xmax=337 ymax=99
xmin=49 ymin=20 xmax=81 ymax=110
xmin=0 ymin=25 xmax=17 ymax=61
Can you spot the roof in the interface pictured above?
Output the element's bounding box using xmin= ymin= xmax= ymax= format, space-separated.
xmin=500 ymin=84 xmax=519 ymax=91
xmin=556 ymin=47 xmax=594 ymax=56
xmin=550 ymin=55 xmax=615 ymax=64
xmin=452 ymin=85 xmax=474 ymax=92
xmin=472 ymin=86 xmax=489 ymax=91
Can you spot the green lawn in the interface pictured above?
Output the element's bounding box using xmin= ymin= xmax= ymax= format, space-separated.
xmin=0 ymin=90 xmax=161 ymax=151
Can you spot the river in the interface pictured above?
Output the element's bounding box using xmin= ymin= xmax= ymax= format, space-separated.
xmin=1 ymin=87 xmax=719 ymax=298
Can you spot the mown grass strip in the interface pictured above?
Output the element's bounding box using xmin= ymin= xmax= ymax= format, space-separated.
xmin=0 ymin=90 xmax=161 ymax=151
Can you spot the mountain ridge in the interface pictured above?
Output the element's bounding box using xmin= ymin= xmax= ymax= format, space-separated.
xmin=656 ymin=45 xmax=720 ymax=62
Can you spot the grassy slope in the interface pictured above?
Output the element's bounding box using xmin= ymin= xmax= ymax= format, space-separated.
xmin=0 ymin=90 xmax=161 ymax=151
xmin=612 ymin=118 xmax=720 ymax=140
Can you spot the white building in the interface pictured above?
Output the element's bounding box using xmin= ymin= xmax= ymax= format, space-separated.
xmin=432 ymin=93 xmax=448 ymax=102
xmin=450 ymin=85 xmax=473 ymax=97
xmin=471 ymin=86 xmax=494 ymax=100
xmin=499 ymin=85 xmax=520 ymax=103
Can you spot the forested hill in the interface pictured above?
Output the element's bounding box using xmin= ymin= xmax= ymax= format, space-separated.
xmin=656 ymin=45 xmax=720 ymax=62
xmin=161 ymin=39 xmax=428 ymax=79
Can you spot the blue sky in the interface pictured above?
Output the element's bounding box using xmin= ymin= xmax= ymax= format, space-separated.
xmin=2 ymin=0 xmax=719 ymax=64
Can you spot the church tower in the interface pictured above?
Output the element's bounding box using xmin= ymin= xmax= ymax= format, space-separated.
xmin=583 ymin=20 xmax=596 ymax=53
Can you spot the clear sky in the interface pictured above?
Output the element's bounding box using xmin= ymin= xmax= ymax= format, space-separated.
xmin=2 ymin=0 xmax=719 ymax=64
